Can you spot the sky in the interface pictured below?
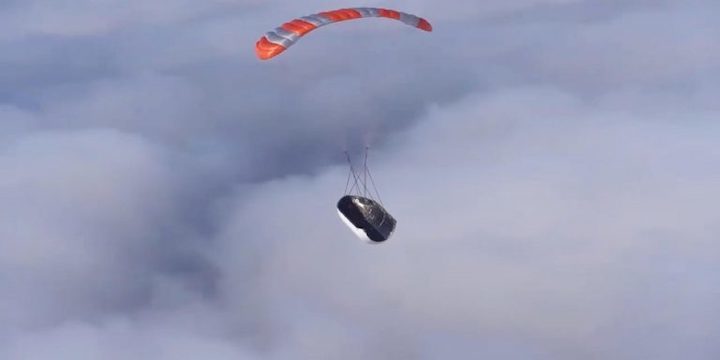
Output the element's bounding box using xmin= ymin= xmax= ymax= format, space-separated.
xmin=1 ymin=0 xmax=720 ymax=359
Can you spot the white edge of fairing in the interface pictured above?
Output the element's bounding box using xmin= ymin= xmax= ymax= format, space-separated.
xmin=337 ymin=209 xmax=377 ymax=244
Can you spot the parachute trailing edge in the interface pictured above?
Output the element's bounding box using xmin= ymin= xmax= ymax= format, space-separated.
xmin=256 ymin=7 xmax=432 ymax=60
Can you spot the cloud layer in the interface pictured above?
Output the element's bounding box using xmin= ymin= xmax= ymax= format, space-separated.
xmin=1 ymin=1 xmax=719 ymax=359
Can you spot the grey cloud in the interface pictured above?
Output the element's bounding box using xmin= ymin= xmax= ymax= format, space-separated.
xmin=0 ymin=129 xmax=215 ymax=328
xmin=1 ymin=1 xmax=719 ymax=359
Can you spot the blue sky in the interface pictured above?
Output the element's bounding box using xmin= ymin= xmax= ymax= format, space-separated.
xmin=1 ymin=1 xmax=719 ymax=359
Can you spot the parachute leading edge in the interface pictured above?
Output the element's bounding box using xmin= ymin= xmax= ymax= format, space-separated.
xmin=256 ymin=7 xmax=432 ymax=60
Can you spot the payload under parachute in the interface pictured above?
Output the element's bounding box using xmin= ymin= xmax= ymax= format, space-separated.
xmin=338 ymin=149 xmax=396 ymax=243
xmin=337 ymin=195 xmax=396 ymax=243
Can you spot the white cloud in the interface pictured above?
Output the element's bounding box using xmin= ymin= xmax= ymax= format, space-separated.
xmin=1 ymin=0 xmax=719 ymax=359
xmin=0 ymin=129 xmax=185 ymax=327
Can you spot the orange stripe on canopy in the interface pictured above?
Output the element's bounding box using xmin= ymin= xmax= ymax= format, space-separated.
xmin=256 ymin=7 xmax=432 ymax=60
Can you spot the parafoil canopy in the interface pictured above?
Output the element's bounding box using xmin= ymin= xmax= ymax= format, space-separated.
xmin=256 ymin=7 xmax=432 ymax=60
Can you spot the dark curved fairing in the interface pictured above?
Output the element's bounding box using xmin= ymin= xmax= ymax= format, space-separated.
xmin=337 ymin=195 xmax=397 ymax=242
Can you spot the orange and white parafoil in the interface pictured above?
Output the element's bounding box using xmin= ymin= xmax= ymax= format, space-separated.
xmin=256 ymin=8 xmax=432 ymax=60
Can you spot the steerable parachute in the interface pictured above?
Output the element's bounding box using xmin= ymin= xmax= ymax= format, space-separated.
xmin=256 ymin=7 xmax=432 ymax=60
xmin=257 ymin=8 xmax=432 ymax=243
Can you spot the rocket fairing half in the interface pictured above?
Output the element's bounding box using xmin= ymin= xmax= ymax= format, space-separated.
xmin=336 ymin=195 xmax=396 ymax=243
